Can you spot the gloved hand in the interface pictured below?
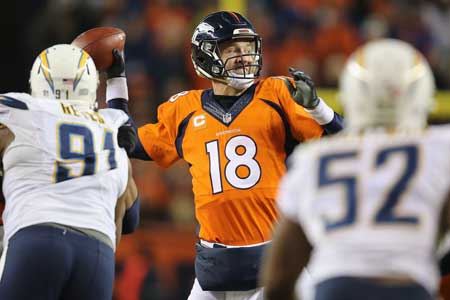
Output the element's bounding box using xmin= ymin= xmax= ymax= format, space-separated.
xmin=107 ymin=49 xmax=126 ymax=79
xmin=283 ymin=67 xmax=320 ymax=109
xmin=118 ymin=124 xmax=137 ymax=156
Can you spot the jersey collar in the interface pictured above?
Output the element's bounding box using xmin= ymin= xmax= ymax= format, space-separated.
xmin=201 ymin=82 xmax=258 ymax=126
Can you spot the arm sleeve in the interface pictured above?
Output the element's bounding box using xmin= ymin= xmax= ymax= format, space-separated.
xmin=107 ymin=92 xmax=181 ymax=166
xmin=0 ymin=94 xmax=28 ymax=126
xmin=107 ymin=98 xmax=152 ymax=160
xmin=137 ymin=101 xmax=181 ymax=168
xmin=0 ymin=93 xmax=36 ymax=134
xmin=122 ymin=197 xmax=140 ymax=234
xmin=321 ymin=112 xmax=344 ymax=135
xmin=303 ymin=97 xmax=344 ymax=134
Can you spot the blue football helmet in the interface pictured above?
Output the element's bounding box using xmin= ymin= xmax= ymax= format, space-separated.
xmin=191 ymin=11 xmax=262 ymax=84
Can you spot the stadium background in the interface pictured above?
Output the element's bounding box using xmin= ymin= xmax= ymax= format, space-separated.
xmin=1 ymin=0 xmax=450 ymax=299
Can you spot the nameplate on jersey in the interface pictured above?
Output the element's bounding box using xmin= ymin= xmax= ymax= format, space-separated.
xmin=60 ymin=103 xmax=105 ymax=125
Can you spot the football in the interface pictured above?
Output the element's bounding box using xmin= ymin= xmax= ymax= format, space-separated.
xmin=71 ymin=27 xmax=126 ymax=71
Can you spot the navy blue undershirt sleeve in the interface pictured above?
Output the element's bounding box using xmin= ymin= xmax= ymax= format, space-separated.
xmin=122 ymin=197 xmax=140 ymax=234
xmin=108 ymin=98 xmax=152 ymax=160
xmin=321 ymin=112 xmax=344 ymax=135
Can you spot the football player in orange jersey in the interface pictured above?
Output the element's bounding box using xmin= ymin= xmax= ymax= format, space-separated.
xmin=107 ymin=10 xmax=344 ymax=300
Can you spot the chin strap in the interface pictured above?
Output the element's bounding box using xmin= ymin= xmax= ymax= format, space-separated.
xmin=227 ymin=77 xmax=254 ymax=90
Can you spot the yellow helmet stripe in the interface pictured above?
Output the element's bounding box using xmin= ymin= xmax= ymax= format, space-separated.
xmin=413 ymin=52 xmax=422 ymax=66
xmin=73 ymin=50 xmax=89 ymax=91
xmin=39 ymin=50 xmax=55 ymax=92
xmin=409 ymin=52 xmax=426 ymax=81
xmin=355 ymin=49 xmax=365 ymax=68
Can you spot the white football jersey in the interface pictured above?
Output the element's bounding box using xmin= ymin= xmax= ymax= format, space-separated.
xmin=0 ymin=92 xmax=129 ymax=249
xmin=278 ymin=126 xmax=450 ymax=295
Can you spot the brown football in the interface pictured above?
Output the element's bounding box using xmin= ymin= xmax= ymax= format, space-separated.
xmin=71 ymin=27 xmax=126 ymax=71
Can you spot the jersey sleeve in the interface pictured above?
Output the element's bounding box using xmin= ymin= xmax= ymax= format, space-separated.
xmin=272 ymin=77 xmax=324 ymax=142
xmin=0 ymin=93 xmax=32 ymax=127
xmin=137 ymin=100 xmax=181 ymax=168
xmin=98 ymin=108 xmax=129 ymax=128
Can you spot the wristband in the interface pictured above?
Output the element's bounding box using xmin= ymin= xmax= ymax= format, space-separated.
xmin=106 ymin=78 xmax=128 ymax=102
xmin=305 ymin=98 xmax=334 ymax=125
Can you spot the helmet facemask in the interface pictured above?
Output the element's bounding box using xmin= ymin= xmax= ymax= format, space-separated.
xmin=191 ymin=11 xmax=263 ymax=89
xmin=194 ymin=36 xmax=262 ymax=84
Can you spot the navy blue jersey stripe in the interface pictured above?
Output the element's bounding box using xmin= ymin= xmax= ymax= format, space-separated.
xmin=0 ymin=95 xmax=28 ymax=110
xmin=175 ymin=111 xmax=196 ymax=158
xmin=260 ymin=99 xmax=298 ymax=157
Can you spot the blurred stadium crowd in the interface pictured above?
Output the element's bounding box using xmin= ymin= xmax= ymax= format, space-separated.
xmin=2 ymin=0 xmax=450 ymax=299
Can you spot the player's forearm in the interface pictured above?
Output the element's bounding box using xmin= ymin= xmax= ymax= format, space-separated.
xmin=117 ymin=125 xmax=151 ymax=160
xmin=114 ymin=195 xmax=126 ymax=246
xmin=122 ymin=196 xmax=140 ymax=234
xmin=260 ymin=218 xmax=311 ymax=300
xmin=106 ymin=79 xmax=152 ymax=160
xmin=131 ymin=140 xmax=152 ymax=160
xmin=106 ymin=78 xmax=134 ymax=125
xmin=321 ymin=112 xmax=344 ymax=135
xmin=304 ymin=98 xmax=344 ymax=135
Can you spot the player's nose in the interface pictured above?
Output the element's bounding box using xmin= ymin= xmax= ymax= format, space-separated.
xmin=236 ymin=54 xmax=252 ymax=65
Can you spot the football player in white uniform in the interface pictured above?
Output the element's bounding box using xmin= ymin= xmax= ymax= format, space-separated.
xmin=0 ymin=44 xmax=138 ymax=300
xmin=261 ymin=39 xmax=444 ymax=300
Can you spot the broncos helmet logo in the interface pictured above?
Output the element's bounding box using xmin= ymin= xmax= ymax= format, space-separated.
xmin=191 ymin=22 xmax=215 ymax=45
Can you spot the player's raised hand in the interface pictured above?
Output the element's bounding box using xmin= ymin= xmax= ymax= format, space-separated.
xmin=107 ymin=49 xmax=126 ymax=79
xmin=284 ymin=67 xmax=319 ymax=109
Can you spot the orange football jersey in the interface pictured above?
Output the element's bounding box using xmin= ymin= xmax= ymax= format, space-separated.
xmin=441 ymin=275 xmax=450 ymax=300
xmin=138 ymin=77 xmax=324 ymax=245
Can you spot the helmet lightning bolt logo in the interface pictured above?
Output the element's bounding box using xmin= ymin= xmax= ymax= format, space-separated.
xmin=39 ymin=50 xmax=55 ymax=93
xmin=73 ymin=50 xmax=89 ymax=91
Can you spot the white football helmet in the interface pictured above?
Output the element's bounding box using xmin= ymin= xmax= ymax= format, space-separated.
xmin=29 ymin=44 xmax=98 ymax=110
xmin=339 ymin=38 xmax=435 ymax=130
